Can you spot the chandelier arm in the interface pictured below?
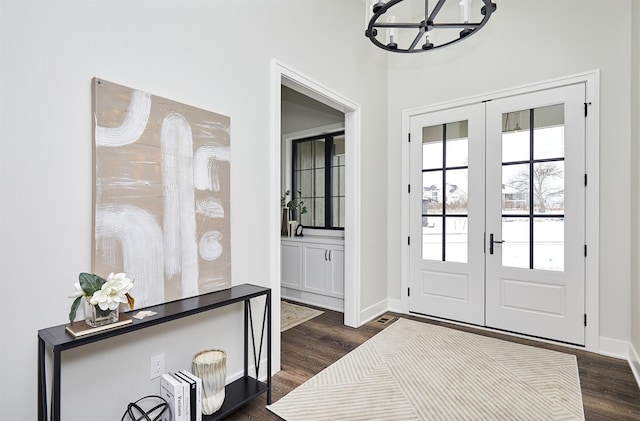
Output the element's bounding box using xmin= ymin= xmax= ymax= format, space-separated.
xmin=374 ymin=22 xmax=423 ymax=29
xmin=430 ymin=22 xmax=482 ymax=29
xmin=374 ymin=22 xmax=482 ymax=29
xmin=427 ymin=0 xmax=448 ymax=23
xmin=408 ymin=28 xmax=427 ymax=51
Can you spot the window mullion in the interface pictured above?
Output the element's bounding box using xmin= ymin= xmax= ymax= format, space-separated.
xmin=325 ymin=135 xmax=332 ymax=228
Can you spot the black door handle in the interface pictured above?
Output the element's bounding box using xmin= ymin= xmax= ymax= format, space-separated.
xmin=489 ymin=233 xmax=505 ymax=255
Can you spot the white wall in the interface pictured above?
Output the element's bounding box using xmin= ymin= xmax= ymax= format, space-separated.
xmin=0 ymin=1 xmax=389 ymax=419
xmin=386 ymin=0 xmax=634 ymax=344
xmin=630 ymin=0 xmax=640 ymax=378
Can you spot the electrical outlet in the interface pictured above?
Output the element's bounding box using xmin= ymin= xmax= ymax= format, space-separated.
xmin=150 ymin=353 xmax=164 ymax=379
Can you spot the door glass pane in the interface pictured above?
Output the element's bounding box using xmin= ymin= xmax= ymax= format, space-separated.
xmin=533 ymin=161 xmax=564 ymax=215
xmin=534 ymin=104 xmax=564 ymax=160
xmin=446 ymin=217 xmax=467 ymax=263
xmin=423 ymin=125 xmax=443 ymax=170
xmin=445 ymin=169 xmax=468 ymax=214
xmin=423 ymin=171 xmax=443 ymax=214
xmin=502 ymin=109 xmax=530 ymax=162
xmin=423 ymin=141 xmax=443 ymax=170
xmin=422 ymin=216 xmax=442 ymax=260
xmin=445 ymin=121 xmax=468 ymax=167
xmin=502 ymin=217 xmax=529 ymax=269
xmin=533 ymin=218 xmax=564 ymax=271
xmin=502 ymin=164 xmax=530 ymax=213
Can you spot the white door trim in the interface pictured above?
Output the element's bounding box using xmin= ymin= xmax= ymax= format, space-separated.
xmin=271 ymin=60 xmax=362 ymax=329
xmin=400 ymin=70 xmax=600 ymax=352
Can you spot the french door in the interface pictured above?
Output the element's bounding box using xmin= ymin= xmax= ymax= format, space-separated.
xmin=409 ymin=84 xmax=586 ymax=345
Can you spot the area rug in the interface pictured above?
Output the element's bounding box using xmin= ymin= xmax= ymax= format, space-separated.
xmin=281 ymin=301 xmax=324 ymax=332
xmin=268 ymin=318 xmax=584 ymax=420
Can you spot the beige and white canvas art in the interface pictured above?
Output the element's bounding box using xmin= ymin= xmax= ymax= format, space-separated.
xmin=92 ymin=78 xmax=231 ymax=308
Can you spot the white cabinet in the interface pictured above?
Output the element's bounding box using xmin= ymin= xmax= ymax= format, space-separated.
xmin=303 ymin=243 xmax=344 ymax=298
xmin=281 ymin=240 xmax=302 ymax=289
xmin=281 ymin=236 xmax=344 ymax=310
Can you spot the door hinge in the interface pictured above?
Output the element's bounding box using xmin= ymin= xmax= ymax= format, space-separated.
xmin=408 ymin=236 xmax=411 ymax=246
xmin=584 ymin=314 xmax=587 ymax=326
xmin=584 ymin=174 xmax=588 ymax=186
xmin=584 ymin=101 xmax=592 ymax=117
xmin=584 ymin=244 xmax=587 ymax=257
xmin=408 ymin=184 xmax=411 ymax=194
xmin=408 ymin=133 xmax=411 ymax=143
xmin=408 ymin=287 xmax=411 ymax=296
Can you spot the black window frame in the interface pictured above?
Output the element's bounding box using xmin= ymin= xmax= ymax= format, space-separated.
xmin=291 ymin=131 xmax=345 ymax=230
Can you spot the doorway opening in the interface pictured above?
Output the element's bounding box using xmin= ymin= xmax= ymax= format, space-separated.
xmin=271 ymin=61 xmax=362 ymax=329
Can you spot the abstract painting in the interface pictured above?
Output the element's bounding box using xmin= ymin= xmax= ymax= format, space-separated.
xmin=92 ymin=78 xmax=231 ymax=308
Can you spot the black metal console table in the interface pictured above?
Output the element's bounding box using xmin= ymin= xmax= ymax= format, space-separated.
xmin=37 ymin=283 xmax=271 ymax=421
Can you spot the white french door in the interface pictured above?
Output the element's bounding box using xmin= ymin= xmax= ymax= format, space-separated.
xmin=409 ymin=103 xmax=486 ymax=325
xmin=409 ymin=83 xmax=586 ymax=345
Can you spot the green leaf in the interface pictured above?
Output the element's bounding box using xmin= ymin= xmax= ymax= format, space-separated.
xmin=69 ymin=296 xmax=82 ymax=324
xmin=79 ymin=272 xmax=104 ymax=296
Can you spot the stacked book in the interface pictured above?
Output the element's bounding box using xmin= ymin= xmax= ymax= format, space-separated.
xmin=159 ymin=371 xmax=203 ymax=421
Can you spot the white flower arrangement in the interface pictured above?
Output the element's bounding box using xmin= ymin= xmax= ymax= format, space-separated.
xmin=68 ymin=272 xmax=135 ymax=324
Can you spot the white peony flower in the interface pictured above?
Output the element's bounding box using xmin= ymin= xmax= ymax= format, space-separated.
xmin=89 ymin=273 xmax=134 ymax=311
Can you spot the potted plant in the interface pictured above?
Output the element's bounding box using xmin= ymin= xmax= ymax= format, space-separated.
xmin=281 ymin=189 xmax=308 ymax=235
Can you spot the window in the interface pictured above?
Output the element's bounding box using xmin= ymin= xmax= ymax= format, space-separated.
xmin=501 ymin=104 xmax=565 ymax=271
xmin=292 ymin=131 xmax=345 ymax=229
xmin=421 ymin=120 xmax=469 ymax=263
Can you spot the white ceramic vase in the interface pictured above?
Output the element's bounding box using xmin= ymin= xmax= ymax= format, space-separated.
xmin=192 ymin=349 xmax=227 ymax=415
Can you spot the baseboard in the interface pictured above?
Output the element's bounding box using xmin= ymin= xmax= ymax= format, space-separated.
xmin=281 ymin=287 xmax=344 ymax=312
xmin=228 ymin=357 xmax=271 ymax=382
xmin=629 ymin=342 xmax=640 ymax=389
xmin=599 ymin=336 xmax=629 ymax=359
xmin=359 ymin=298 xmax=389 ymax=325
xmin=387 ymin=298 xmax=403 ymax=313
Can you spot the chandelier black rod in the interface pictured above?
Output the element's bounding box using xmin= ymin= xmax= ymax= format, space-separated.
xmin=373 ymin=22 xmax=483 ymax=29
xmin=408 ymin=29 xmax=426 ymax=51
xmin=427 ymin=0 xmax=447 ymax=23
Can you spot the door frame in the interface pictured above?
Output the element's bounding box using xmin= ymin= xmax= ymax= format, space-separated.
xmin=400 ymin=70 xmax=600 ymax=352
xmin=271 ymin=60 xmax=362 ymax=330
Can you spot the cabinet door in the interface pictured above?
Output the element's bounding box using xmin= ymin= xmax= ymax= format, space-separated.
xmin=281 ymin=242 xmax=302 ymax=289
xmin=328 ymin=246 xmax=344 ymax=297
xmin=303 ymin=244 xmax=329 ymax=294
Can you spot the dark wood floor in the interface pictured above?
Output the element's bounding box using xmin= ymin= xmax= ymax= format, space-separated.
xmin=227 ymin=306 xmax=640 ymax=420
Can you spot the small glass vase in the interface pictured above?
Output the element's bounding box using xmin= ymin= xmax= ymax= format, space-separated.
xmin=85 ymin=300 xmax=119 ymax=327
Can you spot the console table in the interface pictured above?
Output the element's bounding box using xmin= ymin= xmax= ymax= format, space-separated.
xmin=37 ymin=283 xmax=271 ymax=421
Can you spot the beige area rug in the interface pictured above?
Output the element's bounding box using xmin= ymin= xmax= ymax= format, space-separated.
xmin=268 ymin=318 xmax=584 ymax=420
xmin=281 ymin=301 xmax=324 ymax=332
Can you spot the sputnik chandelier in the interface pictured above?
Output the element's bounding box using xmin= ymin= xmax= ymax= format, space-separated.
xmin=365 ymin=0 xmax=497 ymax=53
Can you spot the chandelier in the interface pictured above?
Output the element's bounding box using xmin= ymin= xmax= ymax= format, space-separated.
xmin=365 ymin=0 xmax=497 ymax=53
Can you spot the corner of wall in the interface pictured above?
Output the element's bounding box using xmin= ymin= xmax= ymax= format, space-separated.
xmin=629 ymin=342 xmax=640 ymax=390
xmin=599 ymin=336 xmax=630 ymax=360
